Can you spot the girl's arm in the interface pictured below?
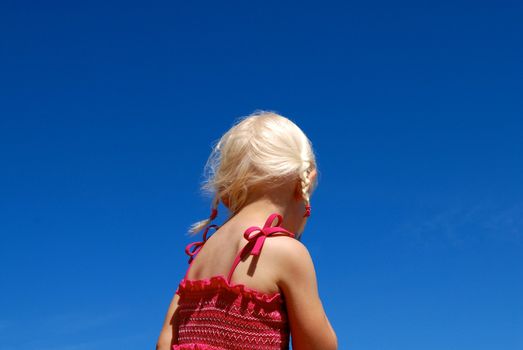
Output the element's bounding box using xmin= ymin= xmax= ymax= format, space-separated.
xmin=156 ymin=292 xmax=180 ymax=350
xmin=277 ymin=238 xmax=338 ymax=350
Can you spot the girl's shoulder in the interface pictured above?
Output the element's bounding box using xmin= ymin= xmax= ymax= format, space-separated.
xmin=262 ymin=236 xmax=316 ymax=284
xmin=263 ymin=234 xmax=308 ymax=255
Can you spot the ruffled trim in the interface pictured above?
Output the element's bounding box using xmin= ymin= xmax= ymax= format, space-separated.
xmin=176 ymin=275 xmax=283 ymax=304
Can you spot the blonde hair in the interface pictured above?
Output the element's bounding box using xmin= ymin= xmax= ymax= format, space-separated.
xmin=188 ymin=110 xmax=318 ymax=235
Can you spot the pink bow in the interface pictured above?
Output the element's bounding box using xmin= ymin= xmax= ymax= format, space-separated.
xmin=185 ymin=224 xmax=219 ymax=264
xmin=242 ymin=214 xmax=295 ymax=256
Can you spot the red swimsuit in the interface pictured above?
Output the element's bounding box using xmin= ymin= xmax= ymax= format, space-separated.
xmin=173 ymin=213 xmax=295 ymax=350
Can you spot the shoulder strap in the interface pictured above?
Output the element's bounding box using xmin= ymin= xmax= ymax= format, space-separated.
xmin=226 ymin=213 xmax=295 ymax=284
xmin=183 ymin=224 xmax=219 ymax=280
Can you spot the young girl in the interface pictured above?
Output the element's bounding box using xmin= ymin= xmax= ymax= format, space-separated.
xmin=156 ymin=111 xmax=337 ymax=350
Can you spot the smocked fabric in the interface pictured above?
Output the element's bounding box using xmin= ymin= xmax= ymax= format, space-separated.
xmin=173 ymin=213 xmax=295 ymax=350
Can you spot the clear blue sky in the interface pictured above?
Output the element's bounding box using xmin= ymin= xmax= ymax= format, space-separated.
xmin=1 ymin=1 xmax=522 ymax=349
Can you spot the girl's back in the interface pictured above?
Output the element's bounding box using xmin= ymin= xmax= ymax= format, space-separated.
xmin=174 ymin=212 xmax=297 ymax=349
xmin=185 ymin=213 xmax=291 ymax=294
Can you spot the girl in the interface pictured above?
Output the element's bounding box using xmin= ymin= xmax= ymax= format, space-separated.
xmin=156 ymin=111 xmax=337 ymax=350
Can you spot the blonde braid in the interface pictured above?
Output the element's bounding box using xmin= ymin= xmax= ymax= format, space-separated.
xmin=187 ymin=194 xmax=220 ymax=236
xmin=299 ymin=162 xmax=312 ymax=208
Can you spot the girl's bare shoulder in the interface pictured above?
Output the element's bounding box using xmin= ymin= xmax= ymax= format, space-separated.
xmin=263 ymin=235 xmax=315 ymax=281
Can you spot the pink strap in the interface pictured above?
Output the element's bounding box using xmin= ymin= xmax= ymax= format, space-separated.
xmin=226 ymin=213 xmax=295 ymax=283
xmin=183 ymin=224 xmax=219 ymax=279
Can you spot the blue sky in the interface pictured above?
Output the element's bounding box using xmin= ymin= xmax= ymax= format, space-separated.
xmin=1 ymin=1 xmax=522 ymax=349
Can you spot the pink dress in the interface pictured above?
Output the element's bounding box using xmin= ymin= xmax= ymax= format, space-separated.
xmin=172 ymin=213 xmax=295 ymax=350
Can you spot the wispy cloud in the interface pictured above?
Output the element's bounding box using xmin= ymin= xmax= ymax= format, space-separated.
xmin=482 ymin=201 xmax=523 ymax=240
xmin=394 ymin=199 xmax=523 ymax=247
